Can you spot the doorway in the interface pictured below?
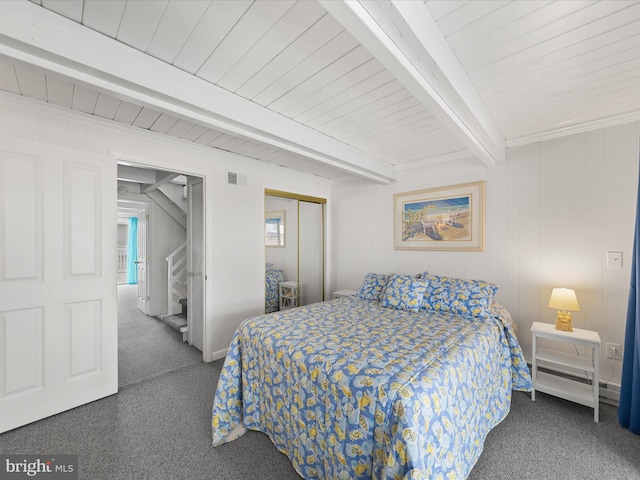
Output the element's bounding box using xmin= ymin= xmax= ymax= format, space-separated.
xmin=116 ymin=163 xmax=206 ymax=387
xmin=117 ymin=200 xmax=149 ymax=312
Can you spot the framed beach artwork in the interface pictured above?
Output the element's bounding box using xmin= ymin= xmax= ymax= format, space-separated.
xmin=265 ymin=210 xmax=286 ymax=247
xmin=394 ymin=181 xmax=485 ymax=251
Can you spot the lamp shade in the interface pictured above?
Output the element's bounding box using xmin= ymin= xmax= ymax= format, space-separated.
xmin=548 ymin=288 xmax=580 ymax=311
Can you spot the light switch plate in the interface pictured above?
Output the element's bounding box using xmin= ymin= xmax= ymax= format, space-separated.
xmin=607 ymin=251 xmax=623 ymax=268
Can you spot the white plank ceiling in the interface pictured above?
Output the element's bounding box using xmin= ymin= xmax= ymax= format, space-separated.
xmin=0 ymin=0 xmax=639 ymax=183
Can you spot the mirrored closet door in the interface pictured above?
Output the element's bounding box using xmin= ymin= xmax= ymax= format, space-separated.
xmin=265 ymin=190 xmax=325 ymax=312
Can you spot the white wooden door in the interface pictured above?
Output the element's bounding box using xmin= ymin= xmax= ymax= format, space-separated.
xmin=187 ymin=177 xmax=204 ymax=353
xmin=136 ymin=206 xmax=149 ymax=314
xmin=0 ymin=136 xmax=117 ymax=433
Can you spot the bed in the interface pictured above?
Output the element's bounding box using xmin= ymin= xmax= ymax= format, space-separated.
xmin=212 ymin=273 xmax=531 ymax=479
xmin=265 ymin=263 xmax=285 ymax=313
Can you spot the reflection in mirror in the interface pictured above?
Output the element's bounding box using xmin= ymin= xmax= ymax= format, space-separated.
xmin=265 ymin=210 xmax=286 ymax=247
xmin=265 ymin=195 xmax=297 ymax=313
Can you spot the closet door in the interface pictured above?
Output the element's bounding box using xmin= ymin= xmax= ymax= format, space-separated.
xmin=299 ymin=201 xmax=323 ymax=305
xmin=265 ymin=191 xmax=325 ymax=310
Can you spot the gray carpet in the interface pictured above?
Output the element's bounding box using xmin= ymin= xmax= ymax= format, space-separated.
xmin=0 ymin=361 xmax=299 ymax=479
xmin=469 ymin=392 xmax=640 ymax=479
xmin=118 ymin=284 xmax=202 ymax=387
xmin=1 ymin=354 xmax=639 ymax=479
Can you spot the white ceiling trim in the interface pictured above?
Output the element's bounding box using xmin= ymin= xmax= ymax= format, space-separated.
xmin=506 ymin=109 xmax=640 ymax=148
xmin=0 ymin=1 xmax=396 ymax=184
xmin=321 ymin=0 xmax=506 ymax=167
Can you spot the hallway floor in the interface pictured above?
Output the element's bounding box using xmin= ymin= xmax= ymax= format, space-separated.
xmin=118 ymin=284 xmax=202 ymax=387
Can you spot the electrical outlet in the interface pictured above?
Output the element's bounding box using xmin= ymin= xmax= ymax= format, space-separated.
xmin=606 ymin=342 xmax=622 ymax=360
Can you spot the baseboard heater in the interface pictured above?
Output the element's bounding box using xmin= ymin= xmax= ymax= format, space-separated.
xmin=527 ymin=363 xmax=620 ymax=406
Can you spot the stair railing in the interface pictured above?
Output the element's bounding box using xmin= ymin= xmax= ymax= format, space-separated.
xmin=166 ymin=241 xmax=187 ymax=315
xmin=117 ymin=245 xmax=127 ymax=272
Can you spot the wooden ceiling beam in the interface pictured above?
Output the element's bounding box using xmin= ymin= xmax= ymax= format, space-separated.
xmin=321 ymin=0 xmax=506 ymax=166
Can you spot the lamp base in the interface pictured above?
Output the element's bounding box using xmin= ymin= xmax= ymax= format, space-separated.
xmin=555 ymin=311 xmax=573 ymax=332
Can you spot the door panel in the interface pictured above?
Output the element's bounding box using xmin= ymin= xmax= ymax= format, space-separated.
xmin=2 ymin=308 xmax=43 ymax=396
xmin=1 ymin=153 xmax=42 ymax=282
xmin=136 ymin=207 xmax=148 ymax=314
xmin=65 ymin=300 xmax=102 ymax=378
xmin=187 ymin=178 xmax=204 ymax=353
xmin=64 ymin=163 xmax=102 ymax=277
xmin=0 ymin=136 xmax=117 ymax=433
xmin=298 ymin=201 xmax=324 ymax=305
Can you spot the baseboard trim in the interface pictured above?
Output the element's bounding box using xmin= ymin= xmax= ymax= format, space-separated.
xmin=211 ymin=348 xmax=228 ymax=362
xmin=600 ymin=382 xmax=620 ymax=406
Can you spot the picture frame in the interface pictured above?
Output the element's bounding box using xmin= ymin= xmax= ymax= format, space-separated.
xmin=265 ymin=210 xmax=286 ymax=247
xmin=394 ymin=181 xmax=485 ymax=251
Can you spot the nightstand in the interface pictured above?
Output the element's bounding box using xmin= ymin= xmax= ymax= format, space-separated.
xmin=332 ymin=289 xmax=357 ymax=299
xmin=531 ymin=321 xmax=601 ymax=422
xmin=279 ymin=281 xmax=302 ymax=310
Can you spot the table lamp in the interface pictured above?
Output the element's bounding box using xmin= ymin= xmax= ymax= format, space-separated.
xmin=548 ymin=288 xmax=580 ymax=332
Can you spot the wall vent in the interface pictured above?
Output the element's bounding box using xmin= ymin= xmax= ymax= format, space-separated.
xmin=227 ymin=172 xmax=238 ymax=185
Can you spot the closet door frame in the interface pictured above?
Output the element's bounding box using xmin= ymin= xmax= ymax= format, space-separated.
xmin=264 ymin=189 xmax=326 ymax=304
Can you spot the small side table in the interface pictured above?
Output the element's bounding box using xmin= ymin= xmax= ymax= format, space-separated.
xmin=279 ymin=281 xmax=302 ymax=310
xmin=332 ymin=289 xmax=357 ymax=299
xmin=531 ymin=321 xmax=601 ymax=422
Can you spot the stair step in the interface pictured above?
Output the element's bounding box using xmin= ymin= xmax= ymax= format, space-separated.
xmin=162 ymin=314 xmax=187 ymax=332
xmin=179 ymin=298 xmax=187 ymax=315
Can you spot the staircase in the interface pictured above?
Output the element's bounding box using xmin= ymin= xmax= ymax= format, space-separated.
xmin=163 ymin=241 xmax=188 ymax=342
xmin=166 ymin=241 xmax=187 ymax=314
xmin=162 ymin=298 xmax=188 ymax=342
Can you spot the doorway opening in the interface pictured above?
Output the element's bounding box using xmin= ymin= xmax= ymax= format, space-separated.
xmin=116 ymin=163 xmax=205 ymax=388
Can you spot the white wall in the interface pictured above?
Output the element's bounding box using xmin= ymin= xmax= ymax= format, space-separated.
xmin=0 ymin=93 xmax=331 ymax=361
xmin=117 ymin=224 xmax=128 ymax=245
xmin=331 ymin=122 xmax=640 ymax=386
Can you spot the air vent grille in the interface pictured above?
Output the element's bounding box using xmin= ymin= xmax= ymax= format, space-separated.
xmin=227 ymin=172 xmax=238 ymax=185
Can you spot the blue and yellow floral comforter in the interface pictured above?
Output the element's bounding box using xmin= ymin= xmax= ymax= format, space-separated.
xmin=265 ymin=263 xmax=285 ymax=313
xmin=212 ymin=296 xmax=531 ymax=479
